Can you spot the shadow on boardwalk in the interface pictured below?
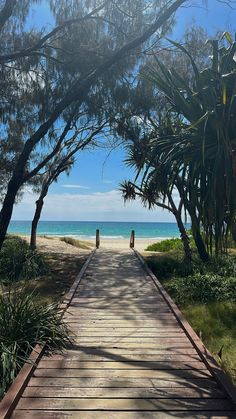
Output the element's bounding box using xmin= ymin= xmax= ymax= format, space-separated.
xmin=5 ymin=250 xmax=236 ymax=418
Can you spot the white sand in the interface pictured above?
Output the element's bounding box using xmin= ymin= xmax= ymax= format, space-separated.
xmin=21 ymin=235 xmax=159 ymax=253
xmin=100 ymin=238 xmax=158 ymax=252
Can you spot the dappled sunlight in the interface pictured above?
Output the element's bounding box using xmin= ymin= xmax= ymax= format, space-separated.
xmin=13 ymin=249 xmax=235 ymax=418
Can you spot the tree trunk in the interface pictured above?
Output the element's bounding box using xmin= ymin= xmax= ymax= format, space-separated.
xmin=191 ymin=215 xmax=209 ymax=262
xmin=183 ymin=199 xmax=210 ymax=262
xmin=0 ymin=178 xmax=21 ymax=249
xmin=175 ymin=211 xmax=192 ymax=262
xmin=167 ymin=194 xmax=192 ymax=262
xmin=30 ymin=197 xmax=44 ymax=250
xmin=192 ymin=226 xmax=209 ymax=262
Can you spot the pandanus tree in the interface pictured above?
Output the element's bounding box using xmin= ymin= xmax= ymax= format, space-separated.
xmin=120 ymin=122 xmax=193 ymax=261
xmin=144 ymin=33 xmax=236 ymax=257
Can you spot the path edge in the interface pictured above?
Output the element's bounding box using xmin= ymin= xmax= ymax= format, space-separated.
xmin=133 ymin=248 xmax=236 ymax=408
xmin=0 ymin=249 xmax=96 ymax=419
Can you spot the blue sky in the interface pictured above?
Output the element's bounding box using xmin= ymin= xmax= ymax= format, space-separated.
xmin=12 ymin=1 xmax=236 ymax=222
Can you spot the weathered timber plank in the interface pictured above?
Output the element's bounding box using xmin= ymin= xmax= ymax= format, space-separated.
xmin=68 ymin=324 xmax=184 ymax=334
xmin=66 ymin=323 xmax=180 ymax=329
xmin=65 ymin=304 xmax=172 ymax=316
xmin=70 ymin=298 xmax=168 ymax=303
xmin=11 ymin=410 xmax=236 ymax=419
xmin=33 ymin=368 xmax=212 ymax=379
xmin=28 ymin=376 xmax=219 ymax=389
xmin=67 ymin=342 xmax=194 ymax=348
xmin=72 ymin=295 xmax=166 ymax=300
xmin=59 ymin=347 xmax=199 ymax=355
xmin=68 ymin=331 xmax=185 ymax=337
xmin=69 ymin=305 xmax=171 ymax=311
xmin=23 ymin=386 xmax=226 ymax=399
xmin=37 ymin=360 xmax=206 ymax=370
xmin=72 ymin=337 xmax=191 ymax=343
xmin=17 ymin=397 xmax=233 ymax=411
xmin=42 ymin=353 xmax=201 ymax=362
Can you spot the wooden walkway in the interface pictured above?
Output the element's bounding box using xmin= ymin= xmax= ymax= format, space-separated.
xmin=2 ymin=249 xmax=236 ymax=418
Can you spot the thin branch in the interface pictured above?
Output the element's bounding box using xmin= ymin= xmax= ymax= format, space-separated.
xmin=0 ymin=0 xmax=16 ymax=31
xmin=23 ymin=117 xmax=74 ymax=182
xmin=0 ymin=1 xmax=108 ymax=63
xmin=11 ymin=0 xmax=186 ymax=189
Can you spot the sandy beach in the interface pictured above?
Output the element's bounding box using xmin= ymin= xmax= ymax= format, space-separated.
xmin=21 ymin=235 xmax=158 ymax=254
xmin=100 ymin=237 xmax=158 ymax=251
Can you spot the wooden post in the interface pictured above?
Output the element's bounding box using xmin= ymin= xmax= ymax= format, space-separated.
xmin=96 ymin=229 xmax=100 ymax=249
xmin=130 ymin=230 xmax=135 ymax=248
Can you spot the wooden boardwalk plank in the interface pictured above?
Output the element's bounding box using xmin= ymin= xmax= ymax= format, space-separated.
xmin=37 ymin=360 xmax=206 ymax=370
xmin=1 ymin=249 xmax=235 ymax=418
xmin=23 ymin=386 xmax=226 ymax=398
xmin=33 ymin=365 xmax=213 ymax=378
xmin=17 ymin=397 xmax=232 ymax=411
xmin=43 ymin=353 xmax=202 ymax=362
xmin=11 ymin=411 xmax=236 ymax=419
xmin=27 ymin=376 xmax=220 ymax=389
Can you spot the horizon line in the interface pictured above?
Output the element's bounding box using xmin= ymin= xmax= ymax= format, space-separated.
xmin=10 ymin=220 xmax=189 ymax=224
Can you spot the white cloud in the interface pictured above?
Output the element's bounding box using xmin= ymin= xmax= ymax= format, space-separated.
xmin=61 ymin=184 xmax=90 ymax=190
xmin=12 ymin=189 xmax=176 ymax=222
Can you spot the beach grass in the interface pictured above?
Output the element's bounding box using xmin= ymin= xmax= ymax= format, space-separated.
xmin=0 ymin=236 xmax=89 ymax=304
xmin=20 ymin=252 xmax=87 ymax=304
xmin=183 ymin=302 xmax=236 ymax=386
xmin=60 ymin=236 xmax=93 ymax=250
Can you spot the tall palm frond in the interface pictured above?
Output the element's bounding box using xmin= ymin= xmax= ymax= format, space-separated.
xmin=142 ymin=33 xmax=236 ymax=254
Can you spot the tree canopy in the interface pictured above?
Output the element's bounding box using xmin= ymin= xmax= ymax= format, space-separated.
xmin=121 ymin=31 xmax=236 ymax=259
xmin=0 ymin=0 xmax=235 ymax=250
xmin=0 ymin=0 xmax=185 ymax=248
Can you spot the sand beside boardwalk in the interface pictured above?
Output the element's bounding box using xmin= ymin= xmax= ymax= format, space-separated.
xmin=21 ymin=235 xmax=159 ymax=254
xmin=100 ymin=238 xmax=159 ymax=251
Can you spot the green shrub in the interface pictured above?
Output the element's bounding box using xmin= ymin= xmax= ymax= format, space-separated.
xmin=206 ymin=256 xmax=236 ymax=277
xmin=0 ymin=236 xmax=48 ymax=283
xmin=163 ymin=273 xmax=236 ymax=305
xmin=60 ymin=236 xmax=92 ymax=250
xmin=146 ymin=253 xmax=236 ymax=304
xmin=147 ymin=255 xmax=194 ymax=279
xmin=145 ymin=252 xmax=236 ymax=386
xmin=0 ymin=290 xmax=72 ymax=398
xmin=146 ymin=237 xmax=192 ymax=252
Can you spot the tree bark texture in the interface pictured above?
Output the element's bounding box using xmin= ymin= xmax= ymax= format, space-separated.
xmin=30 ymin=198 xmax=45 ymax=250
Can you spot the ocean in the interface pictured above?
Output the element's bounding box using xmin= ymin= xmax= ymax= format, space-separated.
xmin=8 ymin=221 xmax=189 ymax=240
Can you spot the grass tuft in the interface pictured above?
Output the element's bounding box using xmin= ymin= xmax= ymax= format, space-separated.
xmin=60 ymin=236 xmax=92 ymax=250
xmin=0 ymin=236 xmax=48 ymax=284
xmin=0 ymin=289 xmax=72 ymax=398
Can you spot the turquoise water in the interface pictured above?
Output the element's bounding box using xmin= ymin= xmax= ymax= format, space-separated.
xmin=8 ymin=221 xmax=189 ymax=239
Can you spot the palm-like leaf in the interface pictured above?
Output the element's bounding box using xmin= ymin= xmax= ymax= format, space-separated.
xmin=142 ymin=34 xmax=236 ymax=254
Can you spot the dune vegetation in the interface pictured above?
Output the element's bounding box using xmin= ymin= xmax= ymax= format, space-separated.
xmin=145 ymin=240 xmax=236 ymax=386
xmin=0 ymin=235 xmax=88 ymax=398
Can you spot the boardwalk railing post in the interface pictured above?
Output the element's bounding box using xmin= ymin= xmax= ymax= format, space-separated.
xmin=96 ymin=229 xmax=100 ymax=249
xmin=130 ymin=230 xmax=135 ymax=248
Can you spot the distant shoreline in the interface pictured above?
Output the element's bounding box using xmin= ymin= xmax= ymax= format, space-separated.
xmin=30 ymin=234 xmax=170 ymax=240
xmin=8 ymin=220 xmax=184 ymax=241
